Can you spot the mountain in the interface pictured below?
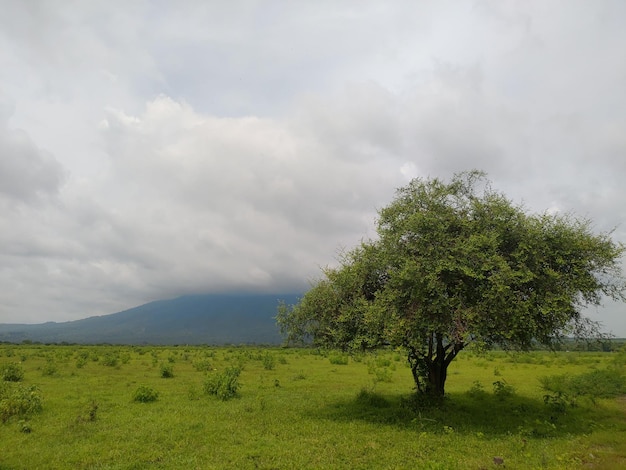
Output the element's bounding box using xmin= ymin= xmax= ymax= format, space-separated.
xmin=0 ymin=293 xmax=301 ymax=345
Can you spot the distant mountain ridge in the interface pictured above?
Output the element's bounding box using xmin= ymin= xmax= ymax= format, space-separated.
xmin=0 ymin=293 xmax=301 ymax=345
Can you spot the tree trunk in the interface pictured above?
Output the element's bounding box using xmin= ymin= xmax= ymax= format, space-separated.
xmin=407 ymin=335 xmax=463 ymax=398
xmin=426 ymin=358 xmax=447 ymax=397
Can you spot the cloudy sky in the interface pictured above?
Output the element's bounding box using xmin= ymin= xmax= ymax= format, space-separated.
xmin=1 ymin=1 xmax=625 ymax=334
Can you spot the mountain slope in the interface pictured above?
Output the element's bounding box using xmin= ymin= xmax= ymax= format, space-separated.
xmin=0 ymin=293 xmax=301 ymax=345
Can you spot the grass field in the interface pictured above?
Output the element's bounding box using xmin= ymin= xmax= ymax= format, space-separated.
xmin=1 ymin=344 xmax=625 ymax=469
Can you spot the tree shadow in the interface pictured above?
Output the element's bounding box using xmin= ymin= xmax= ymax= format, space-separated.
xmin=307 ymin=388 xmax=612 ymax=438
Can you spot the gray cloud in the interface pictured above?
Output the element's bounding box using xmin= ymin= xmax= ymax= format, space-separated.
xmin=0 ymin=95 xmax=65 ymax=203
xmin=0 ymin=1 xmax=624 ymax=334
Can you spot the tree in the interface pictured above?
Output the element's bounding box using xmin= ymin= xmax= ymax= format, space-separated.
xmin=277 ymin=171 xmax=625 ymax=398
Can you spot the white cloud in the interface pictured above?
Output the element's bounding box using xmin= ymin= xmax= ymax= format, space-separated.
xmin=0 ymin=0 xmax=624 ymax=335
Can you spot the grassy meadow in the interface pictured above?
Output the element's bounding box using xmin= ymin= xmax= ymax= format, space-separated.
xmin=1 ymin=344 xmax=626 ymax=469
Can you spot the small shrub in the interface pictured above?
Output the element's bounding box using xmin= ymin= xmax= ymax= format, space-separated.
xmin=75 ymin=400 xmax=99 ymax=423
xmin=468 ymin=380 xmax=487 ymax=399
xmin=366 ymin=359 xmax=393 ymax=383
xmin=262 ymin=353 xmax=276 ymax=370
xmin=540 ymin=368 xmax=626 ymax=405
xmin=101 ymin=353 xmax=118 ymax=367
xmin=160 ymin=363 xmax=174 ymax=378
xmin=355 ymin=388 xmax=390 ymax=408
xmin=187 ymin=385 xmax=201 ymax=401
xmin=132 ymin=385 xmax=159 ymax=403
xmin=1 ymin=362 xmax=24 ymax=382
xmin=373 ymin=367 xmax=393 ymax=383
xmin=0 ymin=383 xmax=43 ymax=422
xmin=18 ymin=419 xmax=32 ymax=433
xmin=193 ymin=359 xmax=213 ymax=372
xmin=543 ymin=392 xmax=570 ymax=412
xmin=204 ymin=367 xmax=241 ymax=400
xmin=329 ymin=354 xmax=349 ymax=365
xmin=493 ymin=380 xmax=515 ymax=400
xmin=41 ymin=360 xmax=58 ymax=377
xmin=375 ymin=357 xmax=391 ymax=368
xmin=570 ymin=369 xmax=625 ymax=398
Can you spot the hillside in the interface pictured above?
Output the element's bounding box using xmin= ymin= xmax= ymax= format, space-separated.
xmin=0 ymin=293 xmax=301 ymax=345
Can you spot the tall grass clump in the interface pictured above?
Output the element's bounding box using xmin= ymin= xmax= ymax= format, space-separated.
xmin=203 ymin=367 xmax=241 ymax=400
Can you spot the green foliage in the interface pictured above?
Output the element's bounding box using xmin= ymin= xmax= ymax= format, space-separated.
xmin=18 ymin=419 xmax=32 ymax=433
xmin=100 ymin=352 xmax=118 ymax=367
xmin=160 ymin=363 xmax=174 ymax=378
xmin=468 ymin=381 xmax=487 ymax=399
xmin=75 ymin=400 xmax=99 ymax=423
xmin=1 ymin=345 xmax=626 ymax=469
xmin=355 ymin=388 xmax=390 ymax=408
xmin=328 ymin=354 xmax=349 ymax=365
xmin=0 ymin=383 xmax=43 ymax=422
xmin=193 ymin=358 xmax=213 ymax=372
xmin=540 ymin=368 xmax=626 ymax=406
xmin=262 ymin=352 xmax=276 ymax=370
xmin=132 ymin=385 xmax=159 ymax=403
xmin=277 ymin=171 xmax=626 ymax=397
xmin=41 ymin=359 xmax=58 ymax=377
xmin=367 ymin=359 xmax=394 ymax=383
xmin=1 ymin=362 xmax=24 ymax=382
xmin=203 ymin=367 xmax=241 ymax=400
xmin=492 ymin=380 xmax=516 ymax=400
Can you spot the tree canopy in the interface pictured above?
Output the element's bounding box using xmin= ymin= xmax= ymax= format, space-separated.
xmin=277 ymin=171 xmax=625 ymax=397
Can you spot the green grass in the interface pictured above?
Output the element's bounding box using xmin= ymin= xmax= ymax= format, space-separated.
xmin=0 ymin=345 xmax=625 ymax=469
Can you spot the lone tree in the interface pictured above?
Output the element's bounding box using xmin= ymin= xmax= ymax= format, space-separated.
xmin=277 ymin=171 xmax=625 ymax=397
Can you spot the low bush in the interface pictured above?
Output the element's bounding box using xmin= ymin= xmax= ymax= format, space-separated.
xmin=132 ymin=385 xmax=159 ymax=403
xmin=262 ymin=353 xmax=276 ymax=370
xmin=160 ymin=363 xmax=174 ymax=378
xmin=75 ymin=400 xmax=99 ymax=423
xmin=468 ymin=380 xmax=487 ymax=399
xmin=492 ymin=380 xmax=516 ymax=400
xmin=540 ymin=368 xmax=626 ymax=406
xmin=193 ymin=358 xmax=213 ymax=372
xmin=101 ymin=353 xmax=118 ymax=367
xmin=355 ymin=388 xmax=390 ymax=408
xmin=0 ymin=383 xmax=43 ymax=422
xmin=1 ymin=362 xmax=24 ymax=382
xmin=41 ymin=360 xmax=58 ymax=377
xmin=329 ymin=354 xmax=349 ymax=365
xmin=204 ymin=367 xmax=241 ymax=400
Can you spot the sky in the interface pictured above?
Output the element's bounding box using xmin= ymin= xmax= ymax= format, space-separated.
xmin=1 ymin=1 xmax=625 ymax=334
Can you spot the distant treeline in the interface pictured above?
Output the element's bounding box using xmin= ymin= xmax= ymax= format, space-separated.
xmin=1 ymin=338 xmax=625 ymax=352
